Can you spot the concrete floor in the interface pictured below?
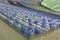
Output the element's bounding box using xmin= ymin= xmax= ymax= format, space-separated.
xmin=0 ymin=20 xmax=27 ymax=40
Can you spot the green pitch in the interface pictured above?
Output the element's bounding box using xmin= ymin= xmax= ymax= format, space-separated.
xmin=41 ymin=0 xmax=60 ymax=12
